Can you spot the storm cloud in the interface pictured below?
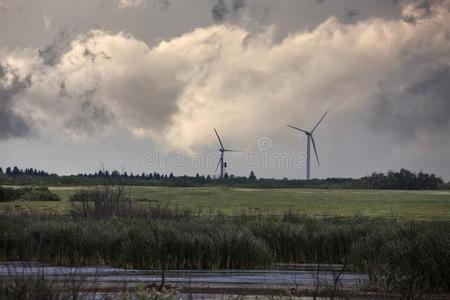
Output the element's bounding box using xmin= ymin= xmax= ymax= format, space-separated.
xmin=211 ymin=0 xmax=247 ymax=21
xmin=372 ymin=66 xmax=450 ymax=140
xmin=1 ymin=0 xmax=449 ymax=178
xmin=38 ymin=30 xmax=70 ymax=66
xmin=0 ymin=64 xmax=32 ymax=140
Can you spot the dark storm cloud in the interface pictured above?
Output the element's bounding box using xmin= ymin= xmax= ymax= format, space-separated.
xmin=345 ymin=9 xmax=360 ymax=19
xmin=38 ymin=30 xmax=70 ymax=66
xmin=212 ymin=0 xmax=228 ymax=21
xmin=77 ymin=32 xmax=111 ymax=63
xmin=0 ymin=64 xmax=32 ymax=140
xmin=371 ymin=65 xmax=450 ymax=142
xmin=211 ymin=0 xmax=246 ymax=21
xmin=406 ymin=65 xmax=450 ymax=129
xmin=63 ymin=69 xmax=113 ymax=134
xmin=402 ymin=0 xmax=432 ymax=23
xmin=154 ymin=0 xmax=170 ymax=11
xmin=231 ymin=0 xmax=246 ymax=12
xmin=65 ymin=100 xmax=113 ymax=133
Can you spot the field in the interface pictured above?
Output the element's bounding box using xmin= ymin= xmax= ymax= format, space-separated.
xmin=1 ymin=186 xmax=450 ymax=219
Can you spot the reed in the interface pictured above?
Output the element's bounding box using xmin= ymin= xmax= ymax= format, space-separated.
xmin=1 ymin=188 xmax=449 ymax=296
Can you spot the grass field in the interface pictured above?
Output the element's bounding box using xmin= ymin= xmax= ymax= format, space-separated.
xmin=1 ymin=186 xmax=450 ymax=219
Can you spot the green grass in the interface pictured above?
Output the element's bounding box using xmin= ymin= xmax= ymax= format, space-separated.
xmin=1 ymin=186 xmax=450 ymax=219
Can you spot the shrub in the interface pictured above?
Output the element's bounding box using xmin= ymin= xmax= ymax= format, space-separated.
xmin=0 ymin=186 xmax=60 ymax=202
xmin=70 ymin=186 xmax=131 ymax=219
xmin=70 ymin=186 xmax=192 ymax=220
xmin=0 ymin=187 xmax=27 ymax=202
xmin=20 ymin=187 xmax=61 ymax=201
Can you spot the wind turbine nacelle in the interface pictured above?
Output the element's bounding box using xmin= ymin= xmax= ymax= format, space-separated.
xmin=224 ymin=162 xmax=227 ymax=168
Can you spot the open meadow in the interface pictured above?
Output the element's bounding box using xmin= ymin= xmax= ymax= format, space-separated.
xmin=1 ymin=186 xmax=450 ymax=219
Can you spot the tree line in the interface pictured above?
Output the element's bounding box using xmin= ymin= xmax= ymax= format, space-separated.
xmin=0 ymin=166 xmax=446 ymax=190
xmin=358 ymin=169 xmax=444 ymax=190
xmin=0 ymin=167 xmax=55 ymax=177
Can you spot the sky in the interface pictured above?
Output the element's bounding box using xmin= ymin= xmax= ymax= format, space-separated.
xmin=0 ymin=0 xmax=449 ymax=180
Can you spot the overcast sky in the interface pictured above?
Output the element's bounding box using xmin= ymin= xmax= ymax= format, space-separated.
xmin=1 ymin=0 xmax=449 ymax=180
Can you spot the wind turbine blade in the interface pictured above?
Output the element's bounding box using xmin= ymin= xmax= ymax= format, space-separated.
xmin=287 ymin=125 xmax=309 ymax=134
xmin=214 ymin=128 xmax=225 ymax=150
xmin=311 ymin=135 xmax=320 ymax=166
xmin=215 ymin=157 xmax=222 ymax=172
xmin=311 ymin=111 xmax=328 ymax=133
xmin=224 ymin=149 xmax=243 ymax=152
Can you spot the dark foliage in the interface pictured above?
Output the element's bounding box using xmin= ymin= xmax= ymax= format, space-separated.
xmin=69 ymin=186 xmax=191 ymax=220
xmin=352 ymin=220 xmax=450 ymax=296
xmin=0 ymin=186 xmax=60 ymax=202
xmin=20 ymin=187 xmax=61 ymax=202
xmin=358 ymin=168 xmax=444 ymax=190
xmin=1 ymin=166 xmax=446 ymax=190
xmin=0 ymin=187 xmax=28 ymax=202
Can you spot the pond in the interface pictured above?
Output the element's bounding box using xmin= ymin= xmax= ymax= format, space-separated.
xmin=0 ymin=261 xmax=369 ymax=299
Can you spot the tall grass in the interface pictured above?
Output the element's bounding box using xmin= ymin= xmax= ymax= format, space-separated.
xmin=0 ymin=214 xmax=272 ymax=269
xmin=352 ymin=220 xmax=450 ymax=297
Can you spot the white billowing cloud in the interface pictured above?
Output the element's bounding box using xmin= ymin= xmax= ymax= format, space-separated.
xmin=118 ymin=0 xmax=145 ymax=9
xmin=43 ymin=13 xmax=52 ymax=30
xmin=2 ymin=0 xmax=450 ymax=161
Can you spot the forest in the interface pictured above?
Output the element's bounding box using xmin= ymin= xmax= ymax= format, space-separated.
xmin=0 ymin=166 xmax=446 ymax=190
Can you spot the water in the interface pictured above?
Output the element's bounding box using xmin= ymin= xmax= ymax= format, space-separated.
xmin=0 ymin=262 xmax=368 ymax=298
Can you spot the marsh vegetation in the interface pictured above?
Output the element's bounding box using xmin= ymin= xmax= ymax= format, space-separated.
xmin=1 ymin=185 xmax=449 ymax=298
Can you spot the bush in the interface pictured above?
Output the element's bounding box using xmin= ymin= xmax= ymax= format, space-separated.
xmin=0 ymin=186 xmax=59 ymax=202
xmin=19 ymin=187 xmax=61 ymax=201
xmin=70 ymin=186 xmax=191 ymax=220
xmin=0 ymin=187 xmax=27 ymax=202
xmin=70 ymin=186 xmax=133 ymax=219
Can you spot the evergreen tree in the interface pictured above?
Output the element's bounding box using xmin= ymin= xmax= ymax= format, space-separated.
xmin=12 ymin=166 xmax=21 ymax=176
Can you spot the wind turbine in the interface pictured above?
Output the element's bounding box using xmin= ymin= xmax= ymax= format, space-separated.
xmin=214 ymin=128 xmax=241 ymax=179
xmin=287 ymin=111 xmax=328 ymax=180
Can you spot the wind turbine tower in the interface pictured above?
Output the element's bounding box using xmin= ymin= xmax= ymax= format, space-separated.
xmin=214 ymin=128 xmax=240 ymax=179
xmin=287 ymin=111 xmax=328 ymax=180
